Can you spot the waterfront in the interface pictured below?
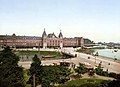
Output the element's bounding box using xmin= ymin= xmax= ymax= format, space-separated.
xmin=18 ymin=48 xmax=120 ymax=73
xmin=95 ymin=49 xmax=120 ymax=60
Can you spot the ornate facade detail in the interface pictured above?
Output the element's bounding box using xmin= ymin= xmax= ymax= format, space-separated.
xmin=0 ymin=29 xmax=84 ymax=48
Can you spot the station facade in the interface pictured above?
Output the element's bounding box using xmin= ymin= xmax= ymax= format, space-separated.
xmin=0 ymin=29 xmax=84 ymax=48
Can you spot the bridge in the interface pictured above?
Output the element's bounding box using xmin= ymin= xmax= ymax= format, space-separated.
xmin=61 ymin=51 xmax=76 ymax=58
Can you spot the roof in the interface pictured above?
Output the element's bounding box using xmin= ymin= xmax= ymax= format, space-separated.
xmin=47 ymin=33 xmax=57 ymax=38
xmin=58 ymin=31 xmax=63 ymax=38
xmin=0 ymin=35 xmax=41 ymax=40
xmin=42 ymin=28 xmax=47 ymax=38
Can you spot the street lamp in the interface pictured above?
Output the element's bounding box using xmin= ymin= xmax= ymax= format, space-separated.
xmin=94 ymin=51 xmax=98 ymax=66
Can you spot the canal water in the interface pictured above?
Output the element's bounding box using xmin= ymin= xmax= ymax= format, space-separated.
xmin=95 ymin=49 xmax=120 ymax=60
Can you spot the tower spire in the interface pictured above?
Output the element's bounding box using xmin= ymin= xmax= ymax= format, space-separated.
xmin=42 ymin=28 xmax=47 ymax=38
xmin=58 ymin=30 xmax=63 ymax=38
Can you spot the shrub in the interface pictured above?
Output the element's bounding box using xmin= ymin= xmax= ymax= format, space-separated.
xmin=101 ymin=71 xmax=108 ymax=77
xmin=108 ymin=72 xmax=117 ymax=78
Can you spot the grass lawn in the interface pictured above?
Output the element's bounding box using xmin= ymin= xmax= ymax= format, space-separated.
xmin=76 ymin=48 xmax=95 ymax=55
xmin=16 ymin=50 xmax=62 ymax=59
xmin=58 ymin=78 xmax=109 ymax=87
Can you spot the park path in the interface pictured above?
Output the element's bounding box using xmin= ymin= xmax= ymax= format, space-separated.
xmin=19 ymin=48 xmax=120 ymax=73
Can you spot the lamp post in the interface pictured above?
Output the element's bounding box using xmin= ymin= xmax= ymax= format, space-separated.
xmin=94 ymin=51 xmax=98 ymax=66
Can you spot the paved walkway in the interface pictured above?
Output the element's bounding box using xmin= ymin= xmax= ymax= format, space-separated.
xmin=19 ymin=48 xmax=120 ymax=74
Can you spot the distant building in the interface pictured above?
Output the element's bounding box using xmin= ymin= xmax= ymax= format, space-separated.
xmin=0 ymin=29 xmax=84 ymax=48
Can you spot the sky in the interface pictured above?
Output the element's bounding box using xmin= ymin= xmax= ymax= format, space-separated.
xmin=0 ymin=0 xmax=120 ymax=43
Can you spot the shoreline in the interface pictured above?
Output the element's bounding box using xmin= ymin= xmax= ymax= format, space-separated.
xmin=19 ymin=53 xmax=120 ymax=73
xmin=78 ymin=52 xmax=120 ymax=73
xmin=94 ymin=48 xmax=120 ymax=61
xmin=98 ymin=55 xmax=120 ymax=63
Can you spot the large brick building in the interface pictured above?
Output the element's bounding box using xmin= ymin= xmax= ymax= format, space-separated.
xmin=0 ymin=29 xmax=84 ymax=48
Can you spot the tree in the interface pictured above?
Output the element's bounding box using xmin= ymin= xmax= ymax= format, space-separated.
xmin=84 ymin=38 xmax=94 ymax=44
xmin=56 ymin=66 xmax=71 ymax=84
xmin=41 ymin=66 xmax=71 ymax=87
xmin=116 ymin=74 xmax=120 ymax=80
xmin=88 ymin=69 xmax=95 ymax=77
xmin=28 ymin=54 xmax=71 ymax=87
xmin=41 ymin=66 xmax=55 ymax=87
xmin=95 ymin=65 xmax=103 ymax=75
xmin=102 ymin=73 xmax=120 ymax=87
xmin=107 ymin=79 xmax=120 ymax=87
xmin=0 ymin=46 xmax=25 ymax=87
xmin=77 ymin=48 xmax=95 ymax=55
xmin=28 ymin=54 xmax=42 ymax=87
xmin=75 ymin=63 xmax=87 ymax=76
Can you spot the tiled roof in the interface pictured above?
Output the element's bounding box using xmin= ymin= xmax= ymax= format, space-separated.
xmin=0 ymin=35 xmax=41 ymax=40
xmin=47 ymin=33 xmax=57 ymax=38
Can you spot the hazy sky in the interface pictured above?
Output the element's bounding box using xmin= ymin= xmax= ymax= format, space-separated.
xmin=0 ymin=0 xmax=120 ymax=42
